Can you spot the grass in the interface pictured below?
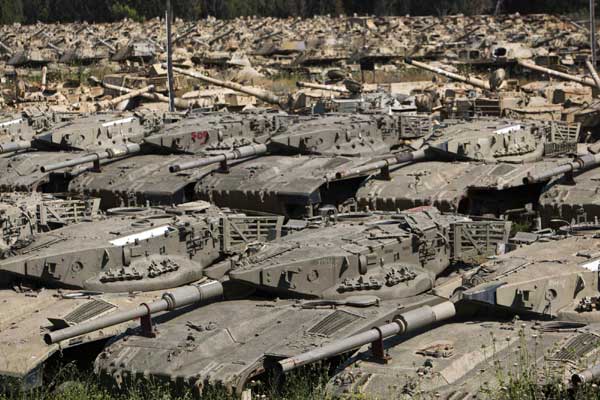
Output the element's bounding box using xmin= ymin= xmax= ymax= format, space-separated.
xmin=4 ymin=350 xmax=600 ymax=400
xmin=0 ymin=362 xmax=332 ymax=400
xmin=3 ymin=357 xmax=600 ymax=400
xmin=478 ymin=326 xmax=600 ymax=400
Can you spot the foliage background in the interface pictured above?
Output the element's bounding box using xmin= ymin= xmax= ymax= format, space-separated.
xmin=0 ymin=0 xmax=593 ymax=25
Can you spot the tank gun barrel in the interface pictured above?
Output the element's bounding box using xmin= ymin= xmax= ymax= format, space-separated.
xmin=174 ymin=24 xmax=197 ymax=44
xmin=523 ymin=153 xmax=600 ymax=184
xmin=0 ymin=39 xmax=12 ymax=55
xmin=0 ymin=140 xmax=31 ymax=154
xmin=44 ymin=281 xmax=223 ymax=345
xmin=169 ymin=143 xmax=268 ymax=173
xmin=170 ymin=66 xmax=284 ymax=108
xmin=95 ymin=85 xmax=155 ymax=111
xmin=453 ymin=26 xmax=480 ymax=43
xmin=40 ymin=143 xmax=141 ymax=173
xmin=585 ymin=60 xmax=600 ymax=91
xmin=95 ymin=38 xmax=116 ymax=53
xmin=90 ymin=77 xmax=190 ymax=109
xmin=253 ymin=30 xmax=283 ymax=44
xmin=573 ymin=363 xmax=600 ymax=385
xmin=277 ymin=301 xmax=455 ymax=373
xmin=517 ymin=60 xmax=597 ymax=88
xmin=46 ymin=42 xmax=63 ymax=55
xmin=85 ymin=28 xmax=116 ymax=52
xmin=208 ymin=28 xmax=234 ymax=45
xmin=296 ymin=81 xmax=349 ymax=93
xmin=325 ymin=149 xmax=428 ymax=181
xmin=404 ymin=57 xmax=491 ymax=90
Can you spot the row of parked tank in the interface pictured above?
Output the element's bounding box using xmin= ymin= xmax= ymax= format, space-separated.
xmin=2 ymin=84 xmax=600 ymax=398
xmin=4 ymin=20 xmax=600 ymax=400
xmin=0 ymin=14 xmax=588 ymax=73
xmin=0 ymin=98 xmax=594 ymax=222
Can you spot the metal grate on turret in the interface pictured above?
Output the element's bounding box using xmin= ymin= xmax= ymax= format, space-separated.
xmin=64 ymin=299 xmax=116 ymax=324
xmin=307 ymin=310 xmax=360 ymax=337
xmin=549 ymin=333 xmax=600 ymax=363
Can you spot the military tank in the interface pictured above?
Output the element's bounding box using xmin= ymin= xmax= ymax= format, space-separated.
xmin=529 ymin=148 xmax=600 ymax=224
xmin=61 ymin=110 xmax=290 ymax=208
xmin=351 ymin=117 xmax=580 ymax=220
xmin=56 ymin=110 xmax=433 ymax=214
xmin=404 ymin=58 xmax=600 ymax=129
xmin=0 ymin=201 xmax=282 ymax=388
xmin=0 ymin=111 xmax=162 ymax=193
xmin=44 ymin=207 xmax=511 ymax=394
xmin=315 ymin=222 xmax=600 ymax=399
xmin=7 ymin=47 xmax=58 ymax=67
xmin=58 ymin=42 xmax=110 ymax=65
xmin=111 ymin=38 xmax=160 ymax=63
xmin=169 ymin=112 xmax=434 ymax=217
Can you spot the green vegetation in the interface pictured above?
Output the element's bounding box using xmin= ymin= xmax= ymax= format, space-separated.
xmin=4 ymin=354 xmax=600 ymax=400
xmin=0 ymin=0 xmax=592 ymax=25
xmin=0 ymin=363 xmax=331 ymax=400
xmin=478 ymin=327 xmax=600 ymax=400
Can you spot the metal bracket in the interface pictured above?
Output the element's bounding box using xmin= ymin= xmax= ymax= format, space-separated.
xmin=140 ymin=304 xmax=156 ymax=337
xmin=564 ymin=171 xmax=576 ymax=185
xmin=370 ymin=328 xmax=391 ymax=364
xmin=379 ymin=165 xmax=391 ymax=181
xmin=219 ymin=159 xmax=229 ymax=173
xmin=92 ymin=159 xmax=101 ymax=173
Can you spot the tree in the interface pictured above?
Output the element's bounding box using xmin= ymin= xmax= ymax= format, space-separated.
xmin=0 ymin=0 xmax=594 ymax=24
xmin=110 ymin=2 xmax=141 ymax=21
xmin=0 ymin=0 xmax=24 ymax=24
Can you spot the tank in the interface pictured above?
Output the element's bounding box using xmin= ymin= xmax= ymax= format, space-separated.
xmin=0 ymin=111 xmax=162 ymax=194
xmin=7 ymin=47 xmax=58 ymax=67
xmin=0 ymin=201 xmax=283 ymax=388
xmin=58 ymin=43 xmax=110 ymax=65
xmin=170 ymin=112 xmax=435 ymax=217
xmin=405 ymin=58 xmax=600 ymax=130
xmin=65 ymin=110 xmax=290 ymax=208
xmin=111 ymin=38 xmax=160 ymax=62
xmin=534 ymin=148 xmax=600 ymax=223
xmin=60 ymin=207 xmax=509 ymax=394
xmin=353 ymin=117 xmax=581 ymax=220
xmin=322 ymin=222 xmax=600 ymax=399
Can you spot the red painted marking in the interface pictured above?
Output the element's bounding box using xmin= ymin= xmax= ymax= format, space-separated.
xmin=191 ymin=131 xmax=209 ymax=144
